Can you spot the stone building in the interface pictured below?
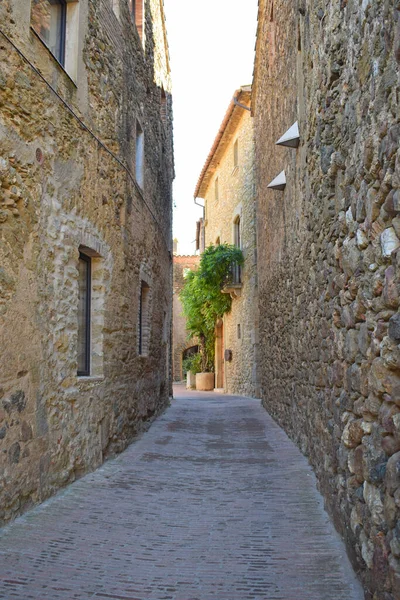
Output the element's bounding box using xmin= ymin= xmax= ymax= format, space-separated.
xmin=172 ymin=254 xmax=199 ymax=382
xmin=253 ymin=1 xmax=400 ymax=597
xmin=0 ymin=0 xmax=173 ymax=525
xmin=194 ymin=86 xmax=259 ymax=397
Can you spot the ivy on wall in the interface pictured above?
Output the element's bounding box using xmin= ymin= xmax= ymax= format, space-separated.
xmin=180 ymin=244 xmax=244 ymax=372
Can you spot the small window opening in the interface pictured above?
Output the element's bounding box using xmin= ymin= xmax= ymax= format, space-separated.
xmin=268 ymin=1 xmax=276 ymax=74
xmin=233 ymin=216 xmax=242 ymax=284
xmin=135 ymin=121 xmax=144 ymax=189
xmin=237 ymin=324 xmax=241 ymax=339
xmin=139 ymin=281 xmax=150 ymax=356
xmin=161 ymin=88 xmax=167 ymax=124
xmin=298 ymin=19 xmax=302 ymax=52
xmin=233 ymin=140 xmax=239 ymax=169
xmin=216 ymin=237 xmax=220 ymax=246
xmin=234 ymin=215 xmax=241 ymax=249
xmin=215 ymin=177 xmax=219 ymax=202
xmin=77 ymin=252 xmax=91 ymax=376
xmin=112 ymin=0 xmax=120 ymax=18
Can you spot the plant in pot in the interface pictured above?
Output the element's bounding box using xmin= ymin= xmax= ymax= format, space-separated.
xmin=182 ymin=352 xmax=202 ymax=389
xmin=180 ymin=243 xmax=244 ymax=391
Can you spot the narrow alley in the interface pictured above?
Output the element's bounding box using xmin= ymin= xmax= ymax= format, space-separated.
xmin=0 ymin=387 xmax=363 ymax=600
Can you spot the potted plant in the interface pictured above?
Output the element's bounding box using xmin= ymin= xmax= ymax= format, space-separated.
xmin=182 ymin=352 xmax=202 ymax=389
xmin=180 ymin=244 xmax=244 ymax=391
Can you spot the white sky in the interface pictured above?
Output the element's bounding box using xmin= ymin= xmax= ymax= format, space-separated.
xmin=163 ymin=0 xmax=259 ymax=256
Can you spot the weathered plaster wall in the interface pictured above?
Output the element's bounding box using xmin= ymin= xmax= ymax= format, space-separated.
xmin=0 ymin=0 xmax=173 ymax=525
xmin=203 ymin=103 xmax=259 ymax=397
xmin=253 ymin=0 xmax=400 ymax=597
xmin=172 ymin=255 xmax=199 ymax=381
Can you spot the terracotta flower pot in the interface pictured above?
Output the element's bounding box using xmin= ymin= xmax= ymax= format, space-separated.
xmin=196 ymin=372 xmax=215 ymax=391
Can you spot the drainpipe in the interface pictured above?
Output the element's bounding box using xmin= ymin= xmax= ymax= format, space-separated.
xmin=194 ymin=197 xmax=205 ymax=209
xmin=233 ymin=96 xmax=251 ymax=112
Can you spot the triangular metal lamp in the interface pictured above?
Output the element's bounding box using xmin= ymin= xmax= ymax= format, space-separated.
xmin=276 ymin=122 xmax=300 ymax=148
xmin=267 ymin=170 xmax=286 ymax=191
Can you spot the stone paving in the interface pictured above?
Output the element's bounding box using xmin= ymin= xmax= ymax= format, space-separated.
xmin=0 ymin=386 xmax=364 ymax=600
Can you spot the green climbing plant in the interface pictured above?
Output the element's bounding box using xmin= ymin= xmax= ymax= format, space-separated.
xmin=180 ymin=244 xmax=244 ymax=373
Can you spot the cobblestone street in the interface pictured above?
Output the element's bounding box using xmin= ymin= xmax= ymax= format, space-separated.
xmin=0 ymin=386 xmax=364 ymax=600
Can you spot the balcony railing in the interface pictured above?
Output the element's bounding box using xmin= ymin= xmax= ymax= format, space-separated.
xmin=222 ymin=261 xmax=242 ymax=298
xmin=225 ymin=261 xmax=242 ymax=286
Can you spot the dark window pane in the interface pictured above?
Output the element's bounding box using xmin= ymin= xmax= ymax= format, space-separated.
xmin=31 ymin=0 xmax=66 ymax=65
xmin=135 ymin=122 xmax=144 ymax=188
xmin=77 ymin=253 xmax=91 ymax=375
xmin=129 ymin=0 xmax=136 ymax=16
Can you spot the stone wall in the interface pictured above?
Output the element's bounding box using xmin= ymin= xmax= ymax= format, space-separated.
xmin=0 ymin=0 xmax=173 ymax=525
xmin=172 ymin=254 xmax=199 ymax=381
xmin=253 ymin=1 xmax=400 ymax=597
xmin=198 ymin=89 xmax=259 ymax=397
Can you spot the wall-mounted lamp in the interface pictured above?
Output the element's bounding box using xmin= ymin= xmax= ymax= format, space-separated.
xmin=276 ymin=121 xmax=300 ymax=148
xmin=267 ymin=170 xmax=286 ymax=191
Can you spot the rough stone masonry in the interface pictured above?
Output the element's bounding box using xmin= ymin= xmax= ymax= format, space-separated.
xmin=0 ymin=0 xmax=174 ymax=525
xmin=253 ymin=0 xmax=400 ymax=598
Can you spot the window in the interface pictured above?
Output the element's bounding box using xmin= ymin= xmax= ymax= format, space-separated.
xmin=233 ymin=139 xmax=239 ymax=169
xmin=215 ymin=177 xmax=219 ymax=202
xmin=233 ymin=216 xmax=242 ymax=284
xmin=77 ymin=252 xmax=91 ymax=376
xmin=161 ymin=88 xmax=167 ymax=124
xmin=269 ymin=1 xmax=276 ymax=74
xmin=135 ymin=121 xmax=144 ymax=189
xmin=234 ymin=215 xmax=241 ymax=249
xmin=31 ymin=0 xmax=80 ymax=79
xmin=237 ymin=324 xmax=241 ymax=340
xmin=138 ymin=281 xmax=150 ymax=355
xmin=128 ymin=0 xmax=145 ymax=42
xmin=128 ymin=0 xmax=135 ymax=16
xmin=31 ymin=0 xmax=66 ymax=64
xmin=112 ymin=0 xmax=120 ymax=18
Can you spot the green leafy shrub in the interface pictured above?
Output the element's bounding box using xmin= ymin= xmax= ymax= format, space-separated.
xmin=180 ymin=244 xmax=244 ymax=372
xmin=182 ymin=352 xmax=202 ymax=376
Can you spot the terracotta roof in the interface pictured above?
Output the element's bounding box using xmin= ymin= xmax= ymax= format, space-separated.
xmin=193 ymin=86 xmax=252 ymax=199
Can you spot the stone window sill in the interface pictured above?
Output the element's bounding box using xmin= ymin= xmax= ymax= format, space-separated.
xmin=77 ymin=375 xmax=105 ymax=384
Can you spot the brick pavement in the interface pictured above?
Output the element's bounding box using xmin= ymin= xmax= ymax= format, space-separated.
xmin=0 ymin=385 xmax=364 ymax=600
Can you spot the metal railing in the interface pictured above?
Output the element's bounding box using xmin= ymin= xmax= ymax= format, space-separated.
xmin=224 ymin=261 xmax=242 ymax=286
